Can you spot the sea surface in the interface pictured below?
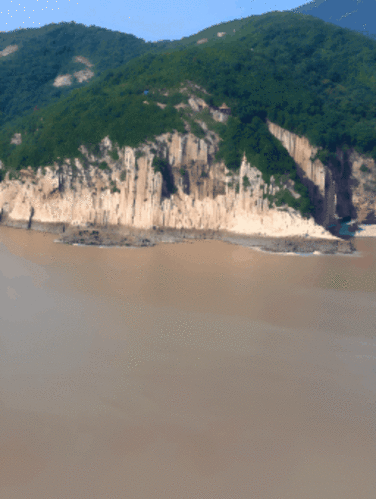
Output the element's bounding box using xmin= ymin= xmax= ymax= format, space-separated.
xmin=0 ymin=225 xmax=376 ymax=499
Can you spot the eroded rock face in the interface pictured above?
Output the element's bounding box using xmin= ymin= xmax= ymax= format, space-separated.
xmin=73 ymin=56 xmax=94 ymax=67
xmin=266 ymin=120 xmax=376 ymax=228
xmin=53 ymin=55 xmax=95 ymax=87
xmin=266 ymin=119 xmax=331 ymax=226
xmin=334 ymin=146 xmax=376 ymax=225
xmin=0 ymin=44 xmax=18 ymax=57
xmin=0 ymin=126 xmax=339 ymax=240
xmin=2 ymin=83 xmax=373 ymax=240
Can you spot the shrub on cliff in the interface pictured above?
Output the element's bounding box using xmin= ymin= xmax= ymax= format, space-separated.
xmin=360 ymin=164 xmax=371 ymax=174
xmin=242 ymin=175 xmax=251 ymax=189
xmin=109 ymin=148 xmax=120 ymax=161
xmin=98 ymin=161 xmax=110 ymax=171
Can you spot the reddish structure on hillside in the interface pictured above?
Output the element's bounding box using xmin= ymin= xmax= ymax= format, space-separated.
xmin=215 ymin=103 xmax=231 ymax=115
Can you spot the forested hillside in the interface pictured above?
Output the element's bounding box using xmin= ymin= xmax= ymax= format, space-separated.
xmin=0 ymin=17 xmax=249 ymax=128
xmin=1 ymin=11 xmax=376 ymax=219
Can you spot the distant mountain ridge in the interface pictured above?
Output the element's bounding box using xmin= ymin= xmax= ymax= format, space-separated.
xmin=289 ymin=0 xmax=376 ymax=41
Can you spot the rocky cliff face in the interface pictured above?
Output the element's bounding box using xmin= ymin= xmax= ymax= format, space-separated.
xmin=0 ymin=130 xmax=339 ymax=240
xmin=1 ymin=84 xmax=374 ymax=241
xmin=266 ymin=119 xmax=376 ymax=233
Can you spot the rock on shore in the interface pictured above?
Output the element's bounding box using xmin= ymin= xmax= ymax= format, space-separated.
xmin=54 ymin=223 xmax=356 ymax=255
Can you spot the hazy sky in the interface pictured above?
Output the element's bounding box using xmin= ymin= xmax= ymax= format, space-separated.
xmin=0 ymin=0 xmax=309 ymax=42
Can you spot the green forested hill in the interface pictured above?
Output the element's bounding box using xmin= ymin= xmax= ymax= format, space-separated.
xmin=1 ymin=11 xmax=376 ymax=219
xmin=0 ymin=17 xmax=250 ymax=128
xmin=0 ymin=21 xmax=160 ymax=128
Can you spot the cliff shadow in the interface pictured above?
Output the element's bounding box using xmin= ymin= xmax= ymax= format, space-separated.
xmin=326 ymin=148 xmax=360 ymax=239
xmin=294 ymin=162 xmax=328 ymax=226
xmin=294 ymin=151 xmax=359 ymax=240
xmin=161 ymin=161 xmax=177 ymax=199
xmin=180 ymin=167 xmax=190 ymax=196
xmin=152 ymin=154 xmax=177 ymax=199
xmin=330 ymin=149 xmax=358 ymax=220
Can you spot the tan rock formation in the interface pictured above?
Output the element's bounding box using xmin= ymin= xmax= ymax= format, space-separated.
xmin=73 ymin=55 xmax=94 ymax=67
xmin=2 ymin=83 xmax=374 ymax=240
xmin=174 ymin=103 xmax=187 ymax=110
xmin=266 ymin=119 xmax=376 ymax=226
xmin=73 ymin=68 xmax=95 ymax=83
xmin=10 ymin=133 xmax=22 ymax=145
xmin=179 ymin=81 xmax=210 ymax=95
xmin=53 ymin=55 xmax=95 ymax=87
xmin=337 ymin=147 xmax=376 ymax=224
xmin=186 ymin=95 xmax=231 ymax=124
xmin=0 ymin=44 xmax=18 ymax=57
xmin=0 ymin=126 xmax=339 ymax=240
xmin=53 ymin=74 xmax=74 ymax=87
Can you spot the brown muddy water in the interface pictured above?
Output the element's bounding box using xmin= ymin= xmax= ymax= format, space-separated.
xmin=0 ymin=225 xmax=376 ymax=498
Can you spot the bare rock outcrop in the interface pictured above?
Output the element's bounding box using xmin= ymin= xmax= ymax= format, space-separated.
xmin=10 ymin=133 xmax=22 ymax=145
xmin=0 ymin=44 xmax=18 ymax=57
xmin=0 ymin=126 xmax=339 ymax=241
xmin=266 ymin=120 xmax=376 ymax=230
xmin=2 ymin=83 xmax=372 ymax=244
xmin=53 ymin=55 xmax=95 ymax=87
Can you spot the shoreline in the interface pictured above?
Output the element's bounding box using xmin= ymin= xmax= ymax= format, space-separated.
xmin=0 ymin=219 xmax=359 ymax=255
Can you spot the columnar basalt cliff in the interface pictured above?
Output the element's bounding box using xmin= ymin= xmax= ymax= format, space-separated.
xmin=0 ymin=84 xmax=374 ymax=244
xmin=0 ymin=130 xmax=339 ymax=240
xmin=266 ymin=119 xmax=376 ymax=234
xmin=266 ymin=119 xmax=331 ymax=226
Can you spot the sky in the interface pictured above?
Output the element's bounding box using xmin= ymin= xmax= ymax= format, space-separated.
xmin=0 ymin=0 xmax=310 ymax=42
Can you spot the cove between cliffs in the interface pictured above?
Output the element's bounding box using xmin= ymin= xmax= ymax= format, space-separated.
xmin=0 ymin=218 xmax=357 ymax=255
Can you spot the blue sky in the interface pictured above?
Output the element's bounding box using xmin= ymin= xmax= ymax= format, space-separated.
xmin=1 ymin=0 xmax=309 ymax=42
